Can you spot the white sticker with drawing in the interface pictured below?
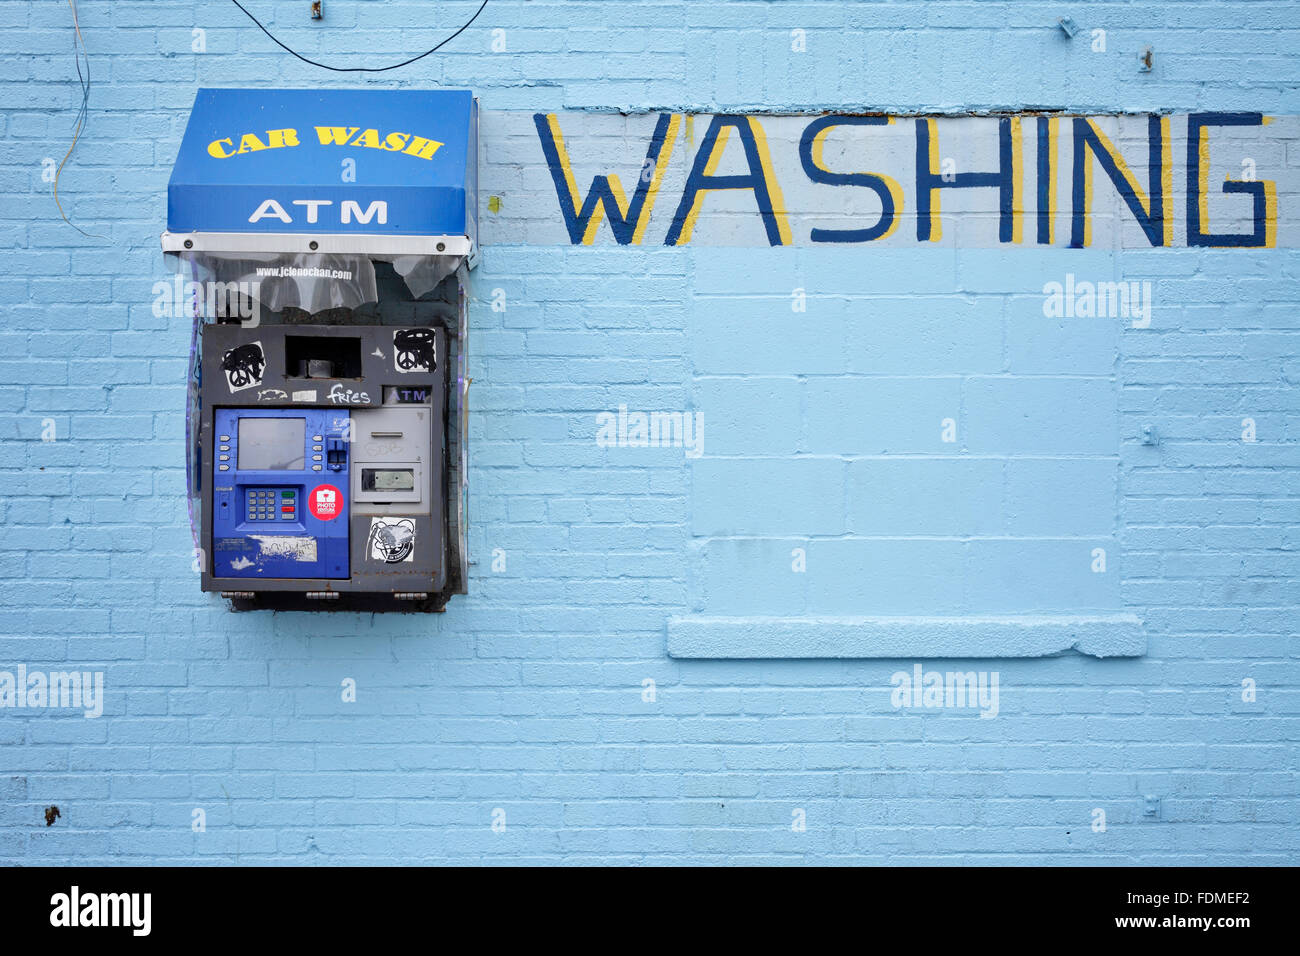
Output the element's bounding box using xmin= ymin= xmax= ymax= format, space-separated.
xmin=366 ymin=517 xmax=415 ymax=563
xmin=221 ymin=341 xmax=265 ymax=393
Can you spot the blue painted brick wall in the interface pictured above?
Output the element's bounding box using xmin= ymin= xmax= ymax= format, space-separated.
xmin=1 ymin=0 xmax=1298 ymax=863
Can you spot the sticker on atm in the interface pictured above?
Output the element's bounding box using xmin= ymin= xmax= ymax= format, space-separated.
xmin=393 ymin=328 xmax=435 ymax=373
xmin=308 ymin=484 xmax=343 ymax=520
xmin=367 ymin=517 xmax=415 ymax=563
xmin=220 ymin=341 xmax=265 ymax=393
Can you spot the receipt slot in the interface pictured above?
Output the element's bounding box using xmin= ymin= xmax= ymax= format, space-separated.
xmin=198 ymin=323 xmax=453 ymax=610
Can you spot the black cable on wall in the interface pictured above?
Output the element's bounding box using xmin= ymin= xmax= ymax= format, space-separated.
xmin=229 ymin=0 xmax=490 ymax=73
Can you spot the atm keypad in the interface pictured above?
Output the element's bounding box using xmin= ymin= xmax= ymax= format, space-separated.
xmin=244 ymin=488 xmax=297 ymax=522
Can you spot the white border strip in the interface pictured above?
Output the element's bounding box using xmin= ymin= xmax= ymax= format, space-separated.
xmin=161 ymin=231 xmax=473 ymax=257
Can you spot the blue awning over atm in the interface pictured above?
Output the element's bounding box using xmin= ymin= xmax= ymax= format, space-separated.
xmin=163 ymin=88 xmax=477 ymax=257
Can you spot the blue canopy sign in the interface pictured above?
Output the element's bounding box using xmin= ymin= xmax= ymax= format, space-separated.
xmin=162 ymin=88 xmax=478 ymax=256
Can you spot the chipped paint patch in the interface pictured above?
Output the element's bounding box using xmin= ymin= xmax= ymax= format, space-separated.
xmin=249 ymin=535 xmax=318 ymax=562
xmin=229 ymin=556 xmax=255 ymax=570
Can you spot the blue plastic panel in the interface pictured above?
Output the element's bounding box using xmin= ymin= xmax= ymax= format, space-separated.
xmin=212 ymin=408 xmax=351 ymax=579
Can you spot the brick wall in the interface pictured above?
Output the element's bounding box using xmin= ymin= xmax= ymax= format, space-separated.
xmin=1 ymin=1 xmax=1296 ymax=863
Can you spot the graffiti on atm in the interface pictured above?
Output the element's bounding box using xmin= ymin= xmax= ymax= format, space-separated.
xmin=367 ymin=518 xmax=416 ymax=563
xmin=221 ymin=535 xmax=319 ymax=572
xmin=256 ymin=388 xmax=288 ymax=401
xmin=221 ymin=342 xmax=265 ymax=392
xmin=393 ymin=329 xmax=436 ymax=373
xmin=250 ymin=535 xmax=319 ymax=562
xmin=326 ymin=384 xmax=370 ymax=405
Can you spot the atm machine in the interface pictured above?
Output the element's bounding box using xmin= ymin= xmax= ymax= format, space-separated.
xmin=201 ymin=323 xmax=448 ymax=605
xmin=161 ymin=89 xmax=476 ymax=611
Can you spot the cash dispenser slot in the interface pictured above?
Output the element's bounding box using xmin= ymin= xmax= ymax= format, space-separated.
xmin=284 ymin=336 xmax=363 ymax=380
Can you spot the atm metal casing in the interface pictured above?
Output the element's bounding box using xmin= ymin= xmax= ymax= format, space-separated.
xmin=199 ymin=323 xmax=448 ymax=607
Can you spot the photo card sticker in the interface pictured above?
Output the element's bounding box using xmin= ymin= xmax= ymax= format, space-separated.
xmin=308 ymin=484 xmax=343 ymax=521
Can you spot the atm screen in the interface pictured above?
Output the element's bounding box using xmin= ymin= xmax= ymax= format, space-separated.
xmin=238 ymin=417 xmax=305 ymax=470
